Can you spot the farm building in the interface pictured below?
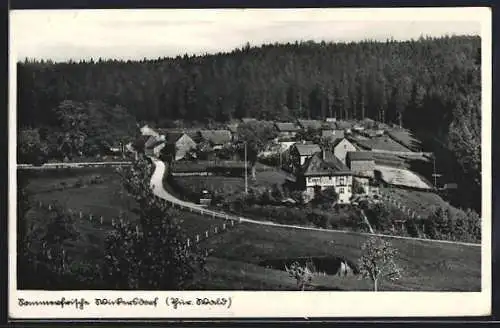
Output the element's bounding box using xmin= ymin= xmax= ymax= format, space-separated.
xmin=350 ymin=135 xmax=414 ymax=155
xmin=360 ymin=129 xmax=385 ymax=138
xmin=165 ymin=132 xmax=197 ymax=161
xmin=321 ymin=129 xmax=345 ymax=140
xmin=289 ymin=143 xmax=322 ymax=172
xmin=331 ymin=138 xmax=358 ymax=165
xmin=334 ymin=121 xmax=354 ymax=130
xmin=297 ymin=119 xmax=323 ymax=131
xmin=144 ymin=139 xmax=166 ymax=158
xmin=140 ymin=124 xmax=160 ymax=138
xmin=296 ymin=150 xmax=353 ymax=204
xmin=198 ymin=130 xmax=232 ymax=150
xmin=157 ymin=128 xmax=199 ymax=140
xmin=241 ymin=117 xmax=258 ymax=124
xmin=346 ymin=151 xmax=375 ymax=178
xmin=274 ymin=122 xmax=301 ymax=140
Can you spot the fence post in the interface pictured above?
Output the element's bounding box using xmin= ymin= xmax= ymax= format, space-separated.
xmin=214 ymin=227 xmax=218 ymax=234
xmin=89 ymin=214 xmax=93 ymax=222
xmin=205 ymin=230 xmax=209 ymax=238
xmin=223 ymin=223 xmax=226 ymax=230
xmin=186 ymin=238 xmax=190 ymax=247
xmin=196 ymin=234 xmax=200 ymax=243
xmin=100 ymin=216 xmax=104 ymax=224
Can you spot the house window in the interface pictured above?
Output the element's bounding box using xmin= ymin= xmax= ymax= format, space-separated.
xmin=339 ymin=177 xmax=346 ymax=186
xmin=339 ymin=188 xmax=345 ymax=194
xmin=309 ymin=177 xmax=321 ymax=185
xmin=348 ymin=186 xmax=351 ymax=193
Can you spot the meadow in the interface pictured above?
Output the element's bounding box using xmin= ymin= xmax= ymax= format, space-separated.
xmin=19 ymin=168 xmax=481 ymax=291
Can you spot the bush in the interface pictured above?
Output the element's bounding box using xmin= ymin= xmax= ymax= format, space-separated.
xmin=422 ymin=206 xmax=480 ymax=243
xmin=74 ymin=178 xmax=84 ymax=188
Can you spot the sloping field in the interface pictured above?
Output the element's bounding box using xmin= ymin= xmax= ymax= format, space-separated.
xmin=21 ymin=167 xmax=480 ymax=291
xmin=376 ymin=165 xmax=433 ymax=190
xmin=387 ymin=129 xmax=423 ymax=151
xmin=380 ymin=187 xmax=460 ymax=217
xmin=201 ymin=220 xmax=480 ymax=291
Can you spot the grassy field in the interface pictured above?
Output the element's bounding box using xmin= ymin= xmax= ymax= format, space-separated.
xmin=21 ymin=168 xmax=481 ymax=291
xmin=201 ymin=220 xmax=481 ymax=291
xmin=171 ymin=169 xmax=289 ymax=198
xmin=380 ymin=186 xmax=461 ymax=217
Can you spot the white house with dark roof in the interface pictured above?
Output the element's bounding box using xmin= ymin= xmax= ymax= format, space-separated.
xmin=289 ymin=143 xmax=322 ymax=173
xmin=165 ymin=132 xmax=197 ymax=161
xmin=296 ymin=149 xmax=353 ymax=204
xmin=331 ymin=137 xmax=358 ymax=165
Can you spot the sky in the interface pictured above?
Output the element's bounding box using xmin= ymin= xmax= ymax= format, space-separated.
xmin=10 ymin=8 xmax=486 ymax=62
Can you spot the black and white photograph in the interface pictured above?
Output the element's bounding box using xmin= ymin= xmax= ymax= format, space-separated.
xmin=9 ymin=7 xmax=491 ymax=319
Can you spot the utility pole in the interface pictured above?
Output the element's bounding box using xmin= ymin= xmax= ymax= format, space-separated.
xmin=244 ymin=141 xmax=248 ymax=194
xmin=432 ymin=154 xmax=442 ymax=190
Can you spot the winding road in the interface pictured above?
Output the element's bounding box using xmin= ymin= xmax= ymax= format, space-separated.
xmin=148 ymin=157 xmax=481 ymax=248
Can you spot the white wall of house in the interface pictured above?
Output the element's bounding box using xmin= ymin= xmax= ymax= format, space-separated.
xmin=334 ymin=139 xmax=357 ymax=165
xmin=305 ymin=175 xmax=353 ymax=204
xmin=175 ymin=134 xmax=197 ymax=160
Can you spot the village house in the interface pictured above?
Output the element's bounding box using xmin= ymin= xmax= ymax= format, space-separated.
xmin=226 ymin=123 xmax=239 ymax=141
xmin=346 ymin=151 xmax=376 ymax=194
xmin=321 ymin=129 xmax=345 ymax=141
xmin=350 ymin=135 xmax=414 ymax=155
xmin=143 ymin=134 xmax=166 ymax=157
xmin=274 ymin=122 xmax=301 ymax=140
xmin=198 ymin=130 xmax=232 ymax=150
xmin=140 ymin=124 xmax=160 ymax=138
xmin=346 ymin=151 xmax=375 ymax=177
xmin=165 ymin=132 xmax=197 ymax=161
xmin=289 ymin=143 xmax=321 ymax=173
xmin=323 ymin=118 xmax=338 ymax=129
xmin=297 ymin=119 xmax=324 ymax=131
xmin=296 ymin=150 xmax=353 ymax=204
xmin=331 ymin=137 xmax=358 ymax=165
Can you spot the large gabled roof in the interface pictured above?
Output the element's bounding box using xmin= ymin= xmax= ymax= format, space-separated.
xmin=351 ymin=135 xmax=412 ymax=152
xmin=199 ymin=130 xmax=232 ymax=145
xmin=293 ymin=143 xmax=321 ymax=156
xmin=275 ymin=122 xmax=301 ymax=132
xmin=302 ymin=150 xmax=351 ymax=177
xmin=297 ymin=119 xmax=323 ymax=130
